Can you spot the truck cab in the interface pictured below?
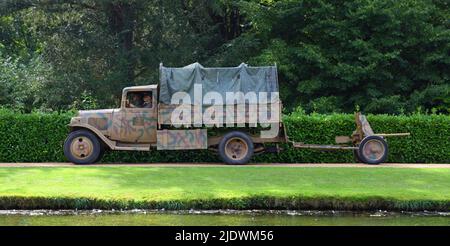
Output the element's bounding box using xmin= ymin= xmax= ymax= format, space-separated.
xmin=65 ymin=85 xmax=160 ymax=163
xmin=113 ymin=85 xmax=158 ymax=143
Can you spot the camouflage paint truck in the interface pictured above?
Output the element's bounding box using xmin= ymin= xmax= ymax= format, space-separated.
xmin=64 ymin=63 xmax=408 ymax=165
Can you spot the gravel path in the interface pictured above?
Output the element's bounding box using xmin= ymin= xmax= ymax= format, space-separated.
xmin=0 ymin=163 xmax=449 ymax=168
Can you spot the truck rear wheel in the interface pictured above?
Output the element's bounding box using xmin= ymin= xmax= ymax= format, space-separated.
xmin=219 ymin=131 xmax=254 ymax=165
xmin=358 ymin=136 xmax=388 ymax=165
xmin=64 ymin=129 xmax=102 ymax=165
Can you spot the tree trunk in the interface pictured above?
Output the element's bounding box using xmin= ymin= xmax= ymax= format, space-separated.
xmin=107 ymin=2 xmax=136 ymax=84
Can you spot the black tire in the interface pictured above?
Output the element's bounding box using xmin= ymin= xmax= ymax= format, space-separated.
xmin=218 ymin=131 xmax=254 ymax=165
xmin=64 ymin=129 xmax=102 ymax=165
xmin=94 ymin=146 xmax=106 ymax=163
xmin=353 ymin=149 xmax=363 ymax=163
xmin=358 ymin=136 xmax=388 ymax=165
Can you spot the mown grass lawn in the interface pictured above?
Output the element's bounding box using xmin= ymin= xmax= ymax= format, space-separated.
xmin=0 ymin=167 xmax=449 ymax=210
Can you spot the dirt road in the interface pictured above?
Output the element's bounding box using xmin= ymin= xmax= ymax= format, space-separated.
xmin=0 ymin=163 xmax=449 ymax=168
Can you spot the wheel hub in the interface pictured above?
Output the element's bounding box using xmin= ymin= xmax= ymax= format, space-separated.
xmin=362 ymin=139 xmax=385 ymax=161
xmin=225 ymin=138 xmax=249 ymax=161
xmin=70 ymin=137 xmax=93 ymax=160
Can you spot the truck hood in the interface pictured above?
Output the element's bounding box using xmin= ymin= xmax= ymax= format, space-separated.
xmin=71 ymin=109 xmax=117 ymax=132
xmin=78 ymin=109 xmax=115 ymax=117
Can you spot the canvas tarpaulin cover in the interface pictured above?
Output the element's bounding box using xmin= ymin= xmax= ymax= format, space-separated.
xmin=159 ymin=63 xmax=279 ymax=105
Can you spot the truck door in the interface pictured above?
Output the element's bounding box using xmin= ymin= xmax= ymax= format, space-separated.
xmin=120 ymin=90 xmax=157 ymax=143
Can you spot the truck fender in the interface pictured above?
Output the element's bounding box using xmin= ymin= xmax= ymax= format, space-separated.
xmin=69 ymin=123 xmax=116 ymax=150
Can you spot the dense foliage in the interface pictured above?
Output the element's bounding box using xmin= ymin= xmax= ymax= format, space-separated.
xmin=0 ymin=0 xmax=449 ymax=114
xmin=0 ymin=110 xmax=448 ymax=163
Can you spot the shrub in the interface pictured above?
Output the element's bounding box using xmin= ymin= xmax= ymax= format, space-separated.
xmin=0 ymin=111 xmax=448 ymax=163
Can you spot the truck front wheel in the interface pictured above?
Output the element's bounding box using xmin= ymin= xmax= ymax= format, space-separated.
xmin=64 ymin=129 xmax=103 ymax=165
xmin=219 ymin=131 xmax=254 ymax=165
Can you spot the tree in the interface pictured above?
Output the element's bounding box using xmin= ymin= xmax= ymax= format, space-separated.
xmin=1 ymin=0 xmax=233 ymax=110
xmin=214 ymin=0 xmax=450 ymax=114
xmin=0 ymin=0 xmax=448 ymax=114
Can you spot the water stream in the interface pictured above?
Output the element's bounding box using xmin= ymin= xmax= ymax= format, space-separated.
xmin=0 ymin=210 xmax=448 ymax=226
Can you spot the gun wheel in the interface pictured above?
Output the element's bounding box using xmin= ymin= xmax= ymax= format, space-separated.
xmin=358 ymin=136 xmax=388 ymax=165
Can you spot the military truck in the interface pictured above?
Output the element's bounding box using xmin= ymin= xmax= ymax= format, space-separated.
xmin=64 ymin=63 xmax=408 ymax=165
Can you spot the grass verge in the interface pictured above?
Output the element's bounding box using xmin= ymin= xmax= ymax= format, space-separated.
xmin=0 ymin=166 xmax=449 ymax=211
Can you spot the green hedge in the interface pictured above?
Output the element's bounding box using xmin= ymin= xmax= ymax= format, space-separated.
xmin=1 ymin=196 xmax=448 ymax=211
xmin=0 ymin=111 xmax=449 ymax=163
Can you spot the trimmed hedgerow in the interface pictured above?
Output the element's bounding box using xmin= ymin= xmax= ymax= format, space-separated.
xmin=0 ymin=110 xmax=72 ymax=162
xmin=0 ymin=195 xmax=448 ymax=211
xmin=0 ymin=111 xmax=448 ymax=163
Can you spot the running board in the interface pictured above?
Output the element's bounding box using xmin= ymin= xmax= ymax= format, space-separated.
xmin=113 ymin=143 xmax=152 ymax=151
xmin=114 ymin=146 xmax=151 ymax=151
xmin=292 ymin=142 xmax=358 ymax=150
